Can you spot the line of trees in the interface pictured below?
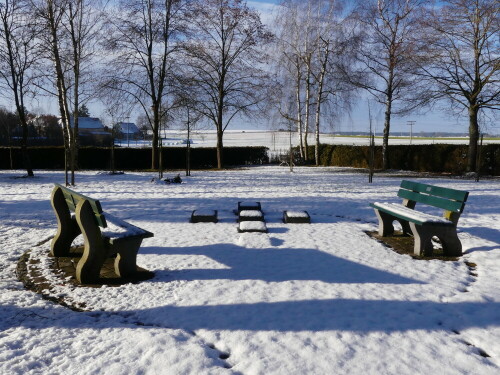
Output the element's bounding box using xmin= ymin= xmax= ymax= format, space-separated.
xmin=0 ymin=0 xmax=498 ymax=180
xmin=273 ymin=0 xmax=498 ymax=171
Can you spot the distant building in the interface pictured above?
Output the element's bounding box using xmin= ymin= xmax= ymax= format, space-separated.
xmin=59 ymin=117 xmax=112 ymax=145
xmin=117 ymin=122 xmax=141 ymax=139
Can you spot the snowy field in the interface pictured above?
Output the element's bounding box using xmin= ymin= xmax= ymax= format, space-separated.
xmin=115 ymin=130 xmax=500 ymax=150
xmin=1 ymin=167 xmax=500 ymax=374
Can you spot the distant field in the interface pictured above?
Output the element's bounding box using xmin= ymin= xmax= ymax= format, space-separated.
xmin=115 ymin=130 xmax=500 ymax=150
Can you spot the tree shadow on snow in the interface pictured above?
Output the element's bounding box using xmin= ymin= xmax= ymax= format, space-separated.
xmin=142 ymin=244 xmax=421 ymax=285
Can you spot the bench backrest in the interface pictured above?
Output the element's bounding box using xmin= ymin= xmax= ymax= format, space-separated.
xmin=54 ymin=183 xmax=107 ymax=228
xmin=397 ymin=180 xmax=469 ymax=221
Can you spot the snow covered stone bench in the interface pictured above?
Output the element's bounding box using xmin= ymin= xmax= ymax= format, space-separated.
xmin=239 ymin=210 xmax=264 ymax=222
xmin=238 ymin=220 xmax=268 ymax=233
xmin=283 ymin=210 xmax=310 ymax=224
xmin=370 ymin=180 xmax=469 ymax=256
xmin=190 ymin=209 xmax=218 ymax=223
xmin=237 ymin=201 xmax=261 ymax=213
xmin=50 ymin=184 xmax=154 ymax=284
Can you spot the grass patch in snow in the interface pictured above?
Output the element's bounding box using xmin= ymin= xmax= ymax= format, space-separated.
xmin=365 ymin=231 xmax=459 ymax=261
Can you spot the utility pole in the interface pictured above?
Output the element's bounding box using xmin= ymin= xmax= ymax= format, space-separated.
xmin=407 ymin=121 xmax=415 ymax=144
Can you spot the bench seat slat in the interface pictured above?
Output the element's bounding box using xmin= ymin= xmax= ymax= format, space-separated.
xmin=371 ymin=202 xmax=453 ymax=226
xmin=102 ymin=214 xmax=154 ymax=244
xmin=398 ymin=189 xmax=464 ymax=212
xmin=400 ymin=180 xmax=469 ymax=202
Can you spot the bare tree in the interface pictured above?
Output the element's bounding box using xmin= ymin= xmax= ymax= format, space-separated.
xmin=308 ymin=0 xmax=356 ymax=166
xmin=64 ymin=0 xmax=104 ymax=183
xmin=31 ymin=0 xmax=103 ymax=185
xmin=274 ymin=0 xmax=309 ymax=159
xmin=102 ymin=0 xmax=184 ymax=170
xmin=350 ymin=0 xmax=428 ymax=169
xmin=274 ymin=0 xmax=357 ymax=165
xmin=0 ymin=0 xmax=38 ymax=176
xmin=183 ymin=0 xmax=272 ymax=169
xmin=416 ymin=0 xmax=499 ymax=172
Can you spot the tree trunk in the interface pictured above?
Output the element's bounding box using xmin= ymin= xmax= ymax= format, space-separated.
xmin=152 ymin=127 xmax=159 ymax=170
xmin=216 ymin=128 xmax=224 ymax=169
xmin=2 ymin=13 xmax=33 ymax=177
xmin=14 ymin=96 xmax=33 ymax=178
xmin=186 ymin=125 xmax=191 ymax=176
xmin=314 ymin=42 xmax=329 ymax=167
xmin=151 ymin=104 xmax=160 ymax=170
xmin=382 ymin=68 xmax=394 ymax=170
xmin=20 ymin=123 xmax=33 ymax=177
xmin=382 ymin=99 xmax=392 ymax=170
xmin=217 ymin=76 xmax=225 ymax=169
xmin=304 ymin=63 xmax=311 ymax=162
xmin=295 ymin=61 xmax=304 ymax=159
xmin=467 ymin=106 xmax=479 ymax=172
xmin=47 ymin=1 xmax=72 ymax=184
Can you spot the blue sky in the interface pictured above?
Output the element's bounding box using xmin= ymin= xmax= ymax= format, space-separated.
xmin=1 ymin=0 xmax=496 ymax=135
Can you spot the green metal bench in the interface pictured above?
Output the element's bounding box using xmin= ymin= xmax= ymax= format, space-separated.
xmin=50 ymin=183 xmax=153 ymax=284
xmin=370 ymin=180 xmax=469 ymax=256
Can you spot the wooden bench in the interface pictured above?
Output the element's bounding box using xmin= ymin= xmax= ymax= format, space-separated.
xmin=370 ymin=180 xmax=469 ymax=256
xmin=50 ymin=183 xmax=153 ymax=284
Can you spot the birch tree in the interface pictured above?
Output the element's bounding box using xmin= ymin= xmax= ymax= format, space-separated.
xmin=0 ymin=0 xmax=37 ymax=176
xmin=275 ymin=0 xmax=356 ymax=165
xmin=32 ymin=0 xmax=103 ymax=185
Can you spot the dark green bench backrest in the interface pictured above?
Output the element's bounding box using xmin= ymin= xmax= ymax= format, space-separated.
xmin=54 ymin=183 xmax=107 ymax=228
xmin=397 ymin=180 xmax=469 ymax=213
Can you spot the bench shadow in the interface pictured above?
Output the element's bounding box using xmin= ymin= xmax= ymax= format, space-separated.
xmin=143 ymin=244 xmax=422 ymax=285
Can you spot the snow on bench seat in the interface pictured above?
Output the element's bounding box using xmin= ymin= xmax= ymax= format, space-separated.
xmin=239 ymin=210 xmax=264 ymax=221
xmin=238 ymin=220 xmax=268 ymax=233
xmin=103 ymin=214 xmax=154 ymax=242
xmin=283 ymin=210 xmax=311 ymax=224
xmin=238 ymin=201 xmax=261 ymax=213
xmin=371 ymin=203 xmax=451 ymax=225
xmin=190 ymin=209 xmax=218 ymax=223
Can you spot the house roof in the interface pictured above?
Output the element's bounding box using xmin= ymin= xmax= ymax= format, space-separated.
xmin=117 ymin=122 xmax=140 ymax=134
xmin=67 ymin=117 xmax=105 ymax=130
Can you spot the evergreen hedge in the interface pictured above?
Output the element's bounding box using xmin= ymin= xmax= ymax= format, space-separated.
xmin=1 ymin=144 xmax=499 ymax=175
xmin=306 ymin=144 xmax=500 ymax=175
xmin=0 ymin=146 xmax=269 ymax=170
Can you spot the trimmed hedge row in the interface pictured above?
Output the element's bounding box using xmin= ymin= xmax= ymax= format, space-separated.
xmin=306 ymin=144 xmax=500 ymax=175
xmin=2 ymin=144 xmax=499 ymax=175
xmin=0 ymin=146 xmax=269 ymax=170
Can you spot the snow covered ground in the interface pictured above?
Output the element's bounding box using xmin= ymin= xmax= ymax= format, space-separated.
xmin=115 ymin=130 xmax=500 ymax=150
xmin=1 ymin=167 xmax=499 ymax=374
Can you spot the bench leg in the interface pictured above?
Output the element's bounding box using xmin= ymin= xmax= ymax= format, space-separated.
xmin=50 ymin=187 xmax=81 ymax=256
xmin=399 ymin=220 xmax=412 ymax=236
xmin=75 ymin=200 xmax=107 ymax=284
xmin=409 ymin=223 xmax=434 ymax=256
xmin=374 ymin=209 xmax=395 ymax=236
xmin=437 ymin=227 xmax=462 ymax=257
xmin=112 ymin=239 xmax=142 ymax=277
